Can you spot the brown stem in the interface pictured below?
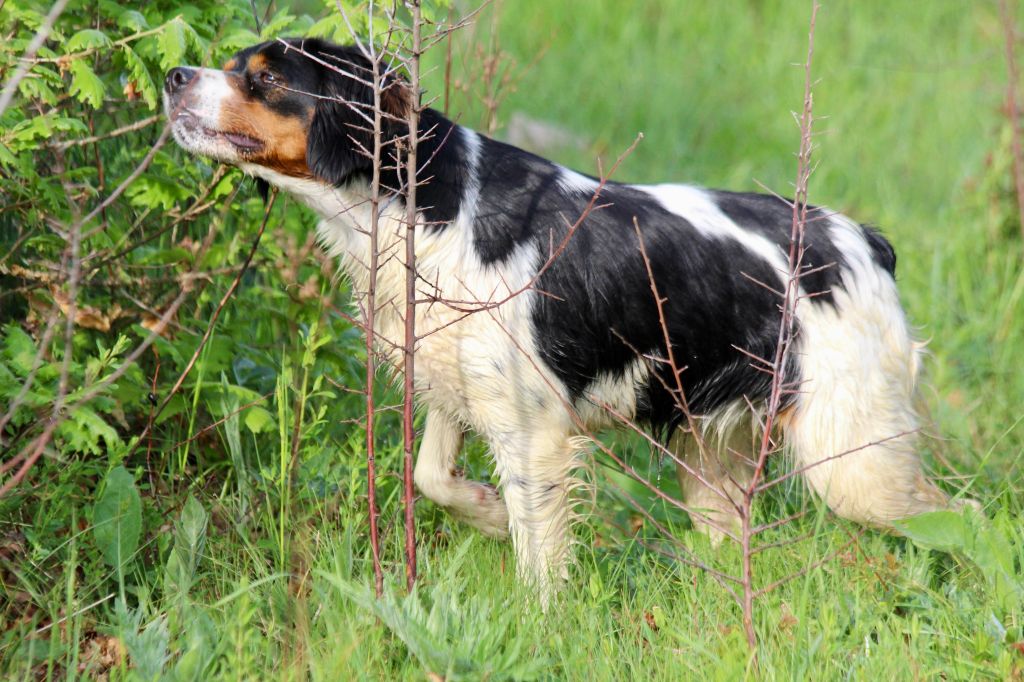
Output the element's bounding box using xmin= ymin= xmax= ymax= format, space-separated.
xmin=365 ymin=36 xmax=385 ymax=599
xmin=999 ymin=0 xmax=1024 ymax=240
xmin=740 ymin=1 xmax=819 ymax=652
xmin=401 ymin=0 xmax=424 ymax=594
xmin=56 ymin=114 xmax=161 ymax=150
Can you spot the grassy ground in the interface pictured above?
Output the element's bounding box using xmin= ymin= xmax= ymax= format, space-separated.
xmin=3 ymin=0 xmax=1024 ymax=679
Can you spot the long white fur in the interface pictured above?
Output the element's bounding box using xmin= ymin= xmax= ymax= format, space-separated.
xmin=170 ymin=79 xmax=959 ymax=598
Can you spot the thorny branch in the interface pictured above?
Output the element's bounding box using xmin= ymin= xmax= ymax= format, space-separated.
xmin=999 ymin=0 xmax=1024 ymax=240
xmin=400 ymin=0 xmax=423 ymax=593
xmin=737 ymin=1 xmax=819 ymax=651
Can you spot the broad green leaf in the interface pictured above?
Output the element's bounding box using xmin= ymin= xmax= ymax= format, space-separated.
xmin=3 ymin=324 xmax=38 ymax=375
xmin=897 ymin=508 xmax=1023 ymax=614
xmin=893 ymin=510 xmax=968 ymax=553
xmin=163 ymin=495 xmax=209 ymax=604
xmin=59 ymin=405 xmax=120 ymax=455
xmin=218 ymin=29 xmax=261 ymax=55
xmin=68 ymin=60 xmax=105 ymax=109
xmin=259 ymin=10 xmax=298 ymax=39
xmin=18 ymin=72 xmax=58 ymax=106
xmin=125 ymin=174 xmax=190 ymax=210
xmin=306 ymin=14 xmax=343 ymax=40
xmin=244 ymin=406 xmax=275 ymax=434
xmin=0 ymin=143 xmax=16 ymax=167
xmin=117 ymin=10 xmax=149 ymax=32
xmin=115 ymin=601 xmax=169 ymax=681
xmin=92 ymin=466 xmax=142 ymax=572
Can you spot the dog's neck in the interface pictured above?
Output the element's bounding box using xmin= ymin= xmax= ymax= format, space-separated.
xmin=243 ymin=166 xmax=409 ymax=324
xmin=240 ymin=113 xmax=472 ymax=349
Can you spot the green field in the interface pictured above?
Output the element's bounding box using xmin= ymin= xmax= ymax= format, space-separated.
xmin=2 ymin=0 xmax=1023 ymax=679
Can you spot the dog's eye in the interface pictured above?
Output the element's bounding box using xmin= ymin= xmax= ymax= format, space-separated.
xmin=257 ymin=70 xmax=278 ymax=86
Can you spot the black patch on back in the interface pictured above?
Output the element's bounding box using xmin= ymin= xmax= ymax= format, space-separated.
xmin=711 ymin=191 xmax=847 ymax=304
xmin=472 ymin=137 xmax=564 ymax=263
xmin=253 ymin=39 xmax=897 ymax=435
xmin=466 ymin=136 xmax=813 ymax=431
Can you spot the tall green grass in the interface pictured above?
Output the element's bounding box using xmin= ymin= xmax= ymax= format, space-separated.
xmin=3 ymin=1 xmax=1022 ymax=679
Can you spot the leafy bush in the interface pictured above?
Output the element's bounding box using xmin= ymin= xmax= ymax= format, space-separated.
xmin=0 ymin=1 xmax=381 ymax=668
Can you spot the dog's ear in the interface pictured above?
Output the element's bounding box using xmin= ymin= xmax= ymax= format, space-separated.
xmin=255 ymin=177 xmax=270 ymax=202
xmin=306 ymin=45 xmax=412 ymax=185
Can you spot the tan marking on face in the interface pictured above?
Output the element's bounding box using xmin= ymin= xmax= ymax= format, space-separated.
xmin=217 ymin=73 xmax=314 ymax=178
xmin=223 ymin=58 xmax=238 ymax=71
xmin=246 ymin=52 xmax=269 ymax=74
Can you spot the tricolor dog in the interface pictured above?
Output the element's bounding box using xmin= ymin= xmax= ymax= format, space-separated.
xmin=164 ymin=38 xmax=970 ymax=597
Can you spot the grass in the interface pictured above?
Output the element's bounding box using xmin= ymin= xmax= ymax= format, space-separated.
xmin=2 ymin=0 xmax=1023 ymax=679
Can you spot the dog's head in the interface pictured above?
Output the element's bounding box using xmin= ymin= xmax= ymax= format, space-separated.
xmin=163 ymin=38 xmax=410 ymax=184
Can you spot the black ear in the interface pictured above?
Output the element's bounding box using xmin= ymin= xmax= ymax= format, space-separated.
xmin=306 ymin=45 xmax=375 ymax=185
xmin=255 ymin=177 xmax=270 ymax=202
xmin=307 ymin=86 xmax=372 ymax=184
xmin=305 ymin=44 xmax=412 ymax=186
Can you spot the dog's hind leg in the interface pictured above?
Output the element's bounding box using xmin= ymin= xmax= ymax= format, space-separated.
xmin=414 ymin=409 xmax=509 ymax=537
xmin=672 ymin=420 xmax=754 ymax=545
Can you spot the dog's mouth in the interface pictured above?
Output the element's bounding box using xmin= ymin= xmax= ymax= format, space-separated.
xmin=217 ymin=129 xmax=263 ymax=152
xmin=171 ymin=109 xmax=265 ymax=153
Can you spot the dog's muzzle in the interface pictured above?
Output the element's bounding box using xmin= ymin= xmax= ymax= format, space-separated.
xmin=165 ymin=67 xmax=197 ymax=96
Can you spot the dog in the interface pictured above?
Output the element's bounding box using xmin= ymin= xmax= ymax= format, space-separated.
xmin=164 ymin=38 xmax=968 ymax=597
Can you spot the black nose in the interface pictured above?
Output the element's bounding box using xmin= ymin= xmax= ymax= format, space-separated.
xmin=165 ymin=67 xmax=197 ymax=94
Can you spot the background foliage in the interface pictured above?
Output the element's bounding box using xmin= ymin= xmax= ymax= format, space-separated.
xmin=1 ymin=0 xmax=1023 ymax=679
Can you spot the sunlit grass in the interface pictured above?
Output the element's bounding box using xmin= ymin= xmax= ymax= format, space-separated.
xmin=3 ymin=1 xmax=1022 ymax=679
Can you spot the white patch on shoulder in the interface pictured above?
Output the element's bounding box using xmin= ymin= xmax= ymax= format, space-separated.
xmin=556 ymin=167 xmax=601 ymax=196
xmin=576 ymin=358 xmax=650 ymax=428
xmin=636 ymin=184 xmax=789 ymax=274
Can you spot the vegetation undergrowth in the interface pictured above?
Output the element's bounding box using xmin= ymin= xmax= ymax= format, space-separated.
xmin=1 ymin=0 xmax=1022 ymax=678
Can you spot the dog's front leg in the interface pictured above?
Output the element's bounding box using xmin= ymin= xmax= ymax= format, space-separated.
xmin=490 ymin=424 xmax=578 ymax=605
xmin=414 ymin=409 xmax=509 ymax=537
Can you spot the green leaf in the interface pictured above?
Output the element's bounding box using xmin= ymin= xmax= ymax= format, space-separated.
xmin=306 ymin=14 xmax=343 ymax=40
xmin=117 ymin=10 xmax=149 ymax=32
xmin=893 ymin=510 xmax=968 ymax=553
xmin=244 ymin=406 xmax=275 ymax=434
xmin=259 ymin=10 xmax=298 ymax=39
xmin=65 ymin=29 xmax=112 ymax=54
xmin=59 ymin=405 xmax=120 ymax=455
xmin=897 ymin=508 xmax=1023 ymax=614
xmin=3 ymin=324 xmax=38 ymax=375
xmin=125 ymin=174 xmax=190 ymax=210
xmin=92 ymin=466 xmax=142 ymax=572
xmin=0 ymin=143 xmax=16 ymax=168
xmin=68 ymin=60 xmax=105 ymax=109
xmin=218 ymin=29 xmax=261 ymax=55
xmin=18 ymin=72 xmax=58 ymax=106
xmin=115 ymin=600 xmax=169 ymax=681
xmin=158 ymin=19 xmax=187 ymax=71
xmin=121 ymin=46 xmax=158 ymax=110
xmin=163 ymin=495 xmax=209 ymax=605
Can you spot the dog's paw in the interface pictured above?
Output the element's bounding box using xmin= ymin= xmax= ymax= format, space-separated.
xmin=451 ymin=482 xmax=509 ymax=538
